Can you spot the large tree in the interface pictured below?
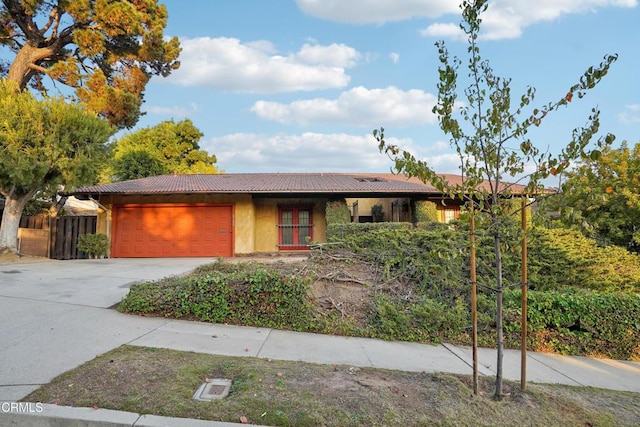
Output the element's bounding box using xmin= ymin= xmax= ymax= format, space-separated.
xmin=0 ymin=0 xmax=180 ymax=128
xmin=550 ymin=141 xmax=640 ymax=252
xmin=375 ymin=0 xmax=616 ymax=399
xmin=0 ymin=79 xmax=113 ymax=252
xmin=109 ymin=119 xmax=218 ymax=181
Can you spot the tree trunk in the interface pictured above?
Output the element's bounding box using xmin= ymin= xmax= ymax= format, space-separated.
xmin=493 ymin=225 xmax=505 ymax=400
xmin=7 ymin=43 xmax=55 ymax=89
xmin=49 ymin=195 xmax=68 ymax=217
xmin=0 ymin=192 xmax=35 ymax=252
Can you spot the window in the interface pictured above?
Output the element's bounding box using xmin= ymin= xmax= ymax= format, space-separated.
xmin=441 ymin=206 xmax=460 ymax=223
xmin=278 ymin=206 xmax=313 ymax=250
xmin=437 ymin=204 xmax=460 ymax=223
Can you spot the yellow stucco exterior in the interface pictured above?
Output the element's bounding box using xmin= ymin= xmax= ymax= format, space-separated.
xmin=93 ymin=194 xmax=328 ymax=256
xmin=253 ymin=198 xmax=327 ymax=252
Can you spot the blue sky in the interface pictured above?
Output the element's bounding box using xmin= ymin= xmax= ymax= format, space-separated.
xmin=132 ymin=0 xmax=640 ymax=175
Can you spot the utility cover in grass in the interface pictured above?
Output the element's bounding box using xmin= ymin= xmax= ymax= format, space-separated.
xmin=192 ymin=379 xmax=232 ymax=401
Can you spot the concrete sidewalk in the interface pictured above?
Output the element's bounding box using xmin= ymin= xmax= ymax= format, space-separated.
xmin=126 ymin=320 xmax=640 ymax=392
xmin=1 ymin=258 xmax=639 ymax=426
xmin=3 ymin=319 xmax=640 ymax=427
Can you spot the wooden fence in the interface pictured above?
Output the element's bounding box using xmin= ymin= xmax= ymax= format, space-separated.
xmin=18 ymin=215 xmax=97 ymax=260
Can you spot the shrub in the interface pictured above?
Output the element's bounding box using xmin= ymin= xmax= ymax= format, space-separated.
xmin=325 ymin=200 xmax=351 ymax=224
xmin=326 ymin=222 xmax=412 ymax=244
xmin=414 ymin=200 xmax=439 ymax=224
xmin=501 ymin=289 xmax=640 ymax=360
xmin=371 ymin=204 xmax=384 ymax=222
xmin=120 ymin=262 xmax=316 ymax=331
xmin=119 ymin=224 xmax=640 ymax=361
xmin=77 ymin=233 xmax=109 ymax=258
xmin=528 ymin=228 xmax=640 ymax=293
xmin=335 ymin=222 xmax=640 ymax=359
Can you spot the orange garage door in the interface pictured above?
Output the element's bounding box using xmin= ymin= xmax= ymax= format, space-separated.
xmin=112 ymin=204 xmax=233 ymax=258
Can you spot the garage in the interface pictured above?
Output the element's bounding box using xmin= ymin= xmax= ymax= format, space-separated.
xmin=111 ymin=204 xmax=233 ymax=258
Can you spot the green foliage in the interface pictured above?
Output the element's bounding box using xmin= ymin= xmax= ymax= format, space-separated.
xmin=528 ymin=228 xmax=640 ymax=293
xmin=1 ymin=0 xmax=180 ymax=128
xmin=325 ymin=200 xmax=351 ymax=225
xmin=77 ymin=233 xmax=109 ymax=258
xmin=119 ymin=262 xmax=315 ymax=330
xmin=371 ymin=204 xmax=384 ymax=222
xmin=545 ymin=141 xmax=640 ymax=253
xmin=22 ymin=200 xmax=51 ymax=216
xmin=0 ymin=80 xmax=113 ymax=196
xmin=120 ymin=227 xmax=640 ymax=361
xmin=110 ymin=119 xmax=217 ymax=181
xmin=370 ymin=295 xmax=470 ymax=343
xmin=414 ymin=200 xmax=439 ymax=224
xmin=503 ymin=289 xmax=640 ymax=360
xmin=0 ymin=79 xmax=113 ymax=250
xmin=337 ymin=225 xmax=640 ymax=359
xmin=112 ymin=151 xmax=167 ymax=181
xmin=326 ymin=222 xmax=412 ymax=244
xmin=345 ymin=224 xmax=640 ymax=359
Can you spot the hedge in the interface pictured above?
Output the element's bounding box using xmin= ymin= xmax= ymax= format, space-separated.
xmin=119 ymin=263 xmax=317 ymax=331
xmin=502 ymin=289 xmax=640 ymax=360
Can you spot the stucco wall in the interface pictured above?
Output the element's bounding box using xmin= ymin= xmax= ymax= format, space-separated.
xmin=94 ymin=194 xmax=327 ymax=255
xmin=95 ymin=204 xmax=111 ymax=238
xmin=253 ymin=199 xmax=278 ymax=252
xmin=253 ymin=198 xmax=328 ymax=252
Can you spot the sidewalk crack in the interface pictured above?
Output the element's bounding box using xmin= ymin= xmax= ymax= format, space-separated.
xmin=123 ymin=319 xmax=172 ymax=346
xmin=528 ymin=353 xmax=585 ymax=386
xmin=255 ymin=328 xmax=273 ymax=357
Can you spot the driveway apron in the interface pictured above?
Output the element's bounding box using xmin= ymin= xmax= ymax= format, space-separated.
xmin=0 ymin=258 xmax=213 ymax=400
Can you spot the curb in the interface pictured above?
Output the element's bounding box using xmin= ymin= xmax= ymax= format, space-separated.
xmin=0 ymin=403 xmax=269 ymax=427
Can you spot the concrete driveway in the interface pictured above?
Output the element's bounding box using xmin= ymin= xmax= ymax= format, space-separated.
xmin=0 ymin=258 xmax=214 ymax=400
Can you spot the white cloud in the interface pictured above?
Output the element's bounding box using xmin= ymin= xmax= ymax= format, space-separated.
xmin=250 ymin=86 xmax=438 ymax=127
xmin=204 ymin=132 xmax=461 ymax=174
xmin=431 ymin=140 xmax=450 ymax=151
xmin=419 ymin=23 xmax=465 ymax=41
xmin=431 ymin=0 xmax=637 ymax=40
xmin=618 ymin=104 xmax=640 ymax=124
xmin=394 ymin=139 xmax=462 ymax=173
xmin=205 ymin=132 xmax=394 ymax=172
xmin=294 ymin=43 xmax=361 ymax=68
xmin=389 ymin=52 xmax=400 ymax=64
xmin=422 ymin=152 xmax=462 ymax=173
xmin=297 ymin=0 xmax=637 ymax=40
xmin=167 ymin=37 xmax=360 ymax=93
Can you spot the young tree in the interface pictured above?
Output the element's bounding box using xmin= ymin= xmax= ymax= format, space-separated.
xmin=374 ymin=0 xmax=616 ymax=399
xmin=0 ymin=0 xmax=180 ymax=128
xmin=109 ymin=119 xmax=218 ymax=181
xmin=549 ymin=141 xmax=640 ymax=252
xmin=0 ymin=79 xmax=113 ymax=252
